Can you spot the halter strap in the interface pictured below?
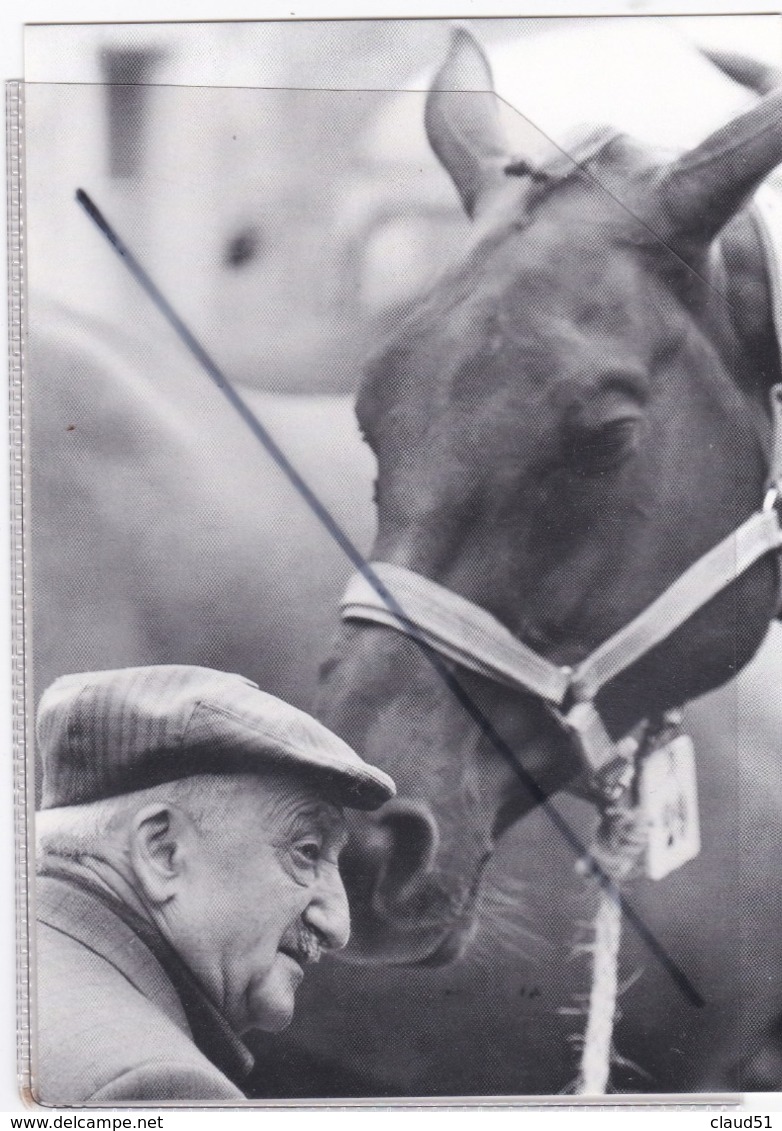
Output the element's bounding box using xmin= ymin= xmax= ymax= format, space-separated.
xmin=341 ymin=562 xmax=571 ymax=704
xmin=341 ymin=501 xmax=782 ymax=709
xmin=569 ymin=495 xmax=782 ymax=702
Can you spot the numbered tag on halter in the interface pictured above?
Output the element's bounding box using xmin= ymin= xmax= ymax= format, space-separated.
xmin=639 ymin=732 xmax=701 ymax=881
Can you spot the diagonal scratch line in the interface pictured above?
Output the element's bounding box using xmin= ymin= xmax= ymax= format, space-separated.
xmin=75 ymin=186 xmax=705 ymax=1009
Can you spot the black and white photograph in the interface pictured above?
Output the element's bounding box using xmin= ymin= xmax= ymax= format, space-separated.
xmin=14 ymin=5 xmax=782 ymax=1105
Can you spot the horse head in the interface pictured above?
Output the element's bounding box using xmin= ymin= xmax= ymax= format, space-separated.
xmin=319 ymin=27 xmax=782 ymax=966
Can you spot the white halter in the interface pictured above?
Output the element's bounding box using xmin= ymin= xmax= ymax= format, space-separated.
xmin=341 ymin=188 xmax=782 ymax=797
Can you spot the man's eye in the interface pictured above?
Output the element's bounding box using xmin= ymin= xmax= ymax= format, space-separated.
xmin=293 ymin=842 xmax=322 ymax=866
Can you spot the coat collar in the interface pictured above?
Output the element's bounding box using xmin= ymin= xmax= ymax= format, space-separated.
xmin=37 ymin=862 xmax=254 ymax=1088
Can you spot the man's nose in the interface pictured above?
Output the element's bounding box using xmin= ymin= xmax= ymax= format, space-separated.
xmin=305 ymin=862 xmax=351 ymax=951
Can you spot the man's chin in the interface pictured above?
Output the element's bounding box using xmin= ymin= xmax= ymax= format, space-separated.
xmin=243 ymin=959 xmax=303 ymax=1033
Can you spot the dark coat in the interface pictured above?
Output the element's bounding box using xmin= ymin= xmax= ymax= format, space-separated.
xmin=35 ymin=873 xmax=249 ymax=1103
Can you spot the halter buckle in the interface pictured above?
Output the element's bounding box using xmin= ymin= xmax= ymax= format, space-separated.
xmin=561 ymin=699 xmax=637 ymax=803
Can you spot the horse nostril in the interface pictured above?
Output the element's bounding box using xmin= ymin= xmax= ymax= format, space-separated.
xmin=374 ymin=799 xmax=439 ymax=900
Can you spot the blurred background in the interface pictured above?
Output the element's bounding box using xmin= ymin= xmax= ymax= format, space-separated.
xmin=25 ymin=14 xmax=781 ymax=393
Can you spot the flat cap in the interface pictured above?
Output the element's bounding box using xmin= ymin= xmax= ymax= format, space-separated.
xmin=37 ymin=665 xmax=395 ymax=811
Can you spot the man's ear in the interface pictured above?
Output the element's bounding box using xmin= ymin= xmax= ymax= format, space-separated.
xmin=129 ymin=803 xmax=198 ymax=905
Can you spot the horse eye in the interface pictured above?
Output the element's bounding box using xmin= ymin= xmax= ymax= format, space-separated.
xmin=563 ymin=417 xmax=640 ymax=477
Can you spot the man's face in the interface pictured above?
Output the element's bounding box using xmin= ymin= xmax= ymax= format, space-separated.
xmin=168 ymin=771 xmax=350 ymax=1034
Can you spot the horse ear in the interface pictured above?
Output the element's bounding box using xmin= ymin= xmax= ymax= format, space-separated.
xmin=655 ymin=87 xmax=782 ymax=251
xmin=425 ymin=24 xmax=509 ymax=218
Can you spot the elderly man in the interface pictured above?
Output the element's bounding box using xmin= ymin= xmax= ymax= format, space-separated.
xmin=33 ymin=665 xmax=395 ymax=1104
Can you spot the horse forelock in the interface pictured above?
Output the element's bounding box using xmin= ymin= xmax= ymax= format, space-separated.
xmin=501 ymin=125 xmax=690 ymax=258
xmin=503 ymin=124 xmax=624 ymax=191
